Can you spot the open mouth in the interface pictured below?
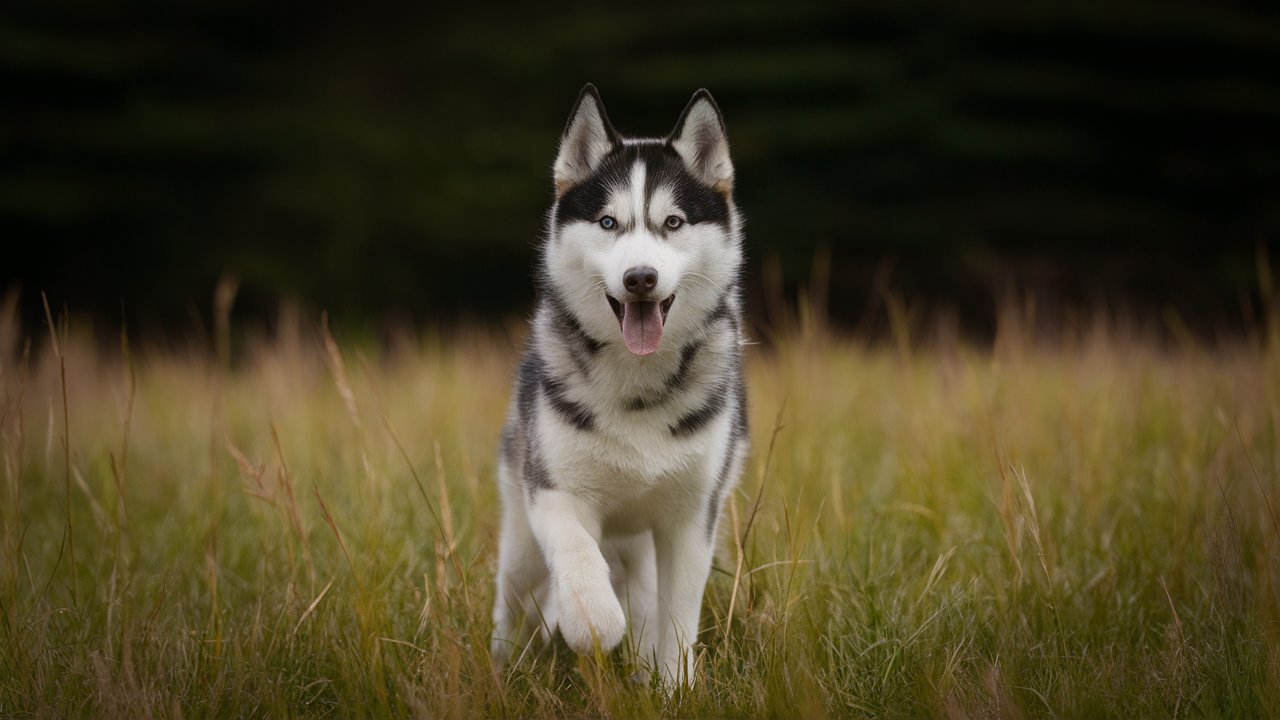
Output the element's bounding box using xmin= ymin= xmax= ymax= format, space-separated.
xmin=606 ymin=294 xmax=675 ymax=356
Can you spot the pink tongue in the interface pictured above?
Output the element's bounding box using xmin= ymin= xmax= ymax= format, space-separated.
xmin=621 ymin=301 xmax=663 ymax=355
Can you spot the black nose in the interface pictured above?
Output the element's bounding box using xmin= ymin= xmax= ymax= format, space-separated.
xmin=623 ymin=266 xmax=659 ymax=296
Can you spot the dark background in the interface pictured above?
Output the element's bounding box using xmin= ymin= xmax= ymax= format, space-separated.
xmin=4 ymin=1 xmax=1279 ymax=342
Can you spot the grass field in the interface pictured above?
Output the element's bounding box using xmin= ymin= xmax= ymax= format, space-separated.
xmin=1 ymin=302 xmax=1278 ymax=718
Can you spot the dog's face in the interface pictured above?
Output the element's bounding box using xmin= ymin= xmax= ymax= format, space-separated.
xmin=543 ymin=85 xmax=743 ymax=356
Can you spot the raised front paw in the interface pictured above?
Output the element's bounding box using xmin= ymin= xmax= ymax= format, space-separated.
xmin=556 ymin=577 xmax=626 ymax=655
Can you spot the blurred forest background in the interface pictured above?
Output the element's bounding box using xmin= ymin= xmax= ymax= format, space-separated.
xmin=3 ymin=1 xmax=1279 ymax=342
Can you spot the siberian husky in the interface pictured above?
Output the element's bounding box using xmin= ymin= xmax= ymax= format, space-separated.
xmin=491 ymin=84 xmax=749 ymax=687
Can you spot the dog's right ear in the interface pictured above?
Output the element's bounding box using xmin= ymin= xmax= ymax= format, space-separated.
xmin=669 ymin=89 xmax=733 ymax=194
xmin=553 ymin=83 xmax=618 ymax=196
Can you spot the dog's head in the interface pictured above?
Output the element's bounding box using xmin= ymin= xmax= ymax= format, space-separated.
xmin=543 ymin=84 xmax=743 ymax=357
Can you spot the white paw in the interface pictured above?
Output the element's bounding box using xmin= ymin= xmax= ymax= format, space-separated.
xmin=557 ymin=578 xmax=626 ymax=654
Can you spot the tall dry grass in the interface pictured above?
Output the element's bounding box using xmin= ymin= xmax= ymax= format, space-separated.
xmin=1 ymin=294 xmax=1277 ymax=718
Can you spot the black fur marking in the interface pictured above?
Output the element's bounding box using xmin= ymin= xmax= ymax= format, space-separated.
xmin=556 ymin=148 xmax=630 ymax=225
xmin=556 ymin=143 xmax=730 ymax=228
xmin=548 ymin=293 xmax=603 ymax=355
xmin=623 ymin=396 xmax=649 ymax=412
xmin=704 ymin=433 xmax=738 ymax=541
xmin=543 ymin=376 xmax=596 ymax=432
xmin=705 ymin=294 xmax=731 ymax=326
xmin=515 ymin=350 xmax=543 ymax=425
xmin=643 ymin=148 xmax=730 ymax=227
xmin=705 ymin=369 xmax=748 ymax=538
xmin=563 ymin=345 xmax=592 ymax=382
xmin=499 ymin=423 xmax=518 ymax=467
xmin=526 ymin=443 xmax=553 ymax=494
xmin=547 ymin=294 xmax=603 ymax=380
xmin=671 ymin=340 xmax=703 ymax=387
xmin=513 ymin=350 xmax=555 ymax=494
xmin=733 ymin=372 xmax=749 ymax=439
xmin=624 ymin=339 xmax=703 ymax=411
xmin=670 ymin=380 xmax=730 ymax=437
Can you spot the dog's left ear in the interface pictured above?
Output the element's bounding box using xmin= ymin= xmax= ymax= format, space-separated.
xmin=669 ymin=89 xmax=734 ymax=193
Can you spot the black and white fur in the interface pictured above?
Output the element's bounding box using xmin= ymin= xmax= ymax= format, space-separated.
xmin=491 ymin=84 xmax=749 ymax=687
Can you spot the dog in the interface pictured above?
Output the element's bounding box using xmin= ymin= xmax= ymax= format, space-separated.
xmin=490 ymin=83 xmax=749 ymax=687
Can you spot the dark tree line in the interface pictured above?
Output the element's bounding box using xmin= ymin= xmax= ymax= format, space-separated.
xmin=4 ymin=2 xmax=1279 ymax=339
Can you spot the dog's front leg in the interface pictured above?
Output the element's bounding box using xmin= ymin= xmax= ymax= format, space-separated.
xmin=526 ymin=488 xmax=627 ymax=655
xmin=653 ymin=517 xmax=715 ymax=687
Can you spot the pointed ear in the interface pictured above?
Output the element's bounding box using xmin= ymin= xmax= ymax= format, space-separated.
xmin=553 ymin=83 xmax=619 ymax=196
xmin=669 ymin=89 xmax=734 ymax=193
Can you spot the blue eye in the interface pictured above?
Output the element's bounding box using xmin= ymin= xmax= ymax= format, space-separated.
xmin=599 ymin=216 xmax=617 ymax=230
xmin=665 ymin=216 xmax=684 ymax=230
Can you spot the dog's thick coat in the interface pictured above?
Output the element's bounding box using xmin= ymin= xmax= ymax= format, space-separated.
xmin=491 ymin=84 xmax=749 ymax=686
